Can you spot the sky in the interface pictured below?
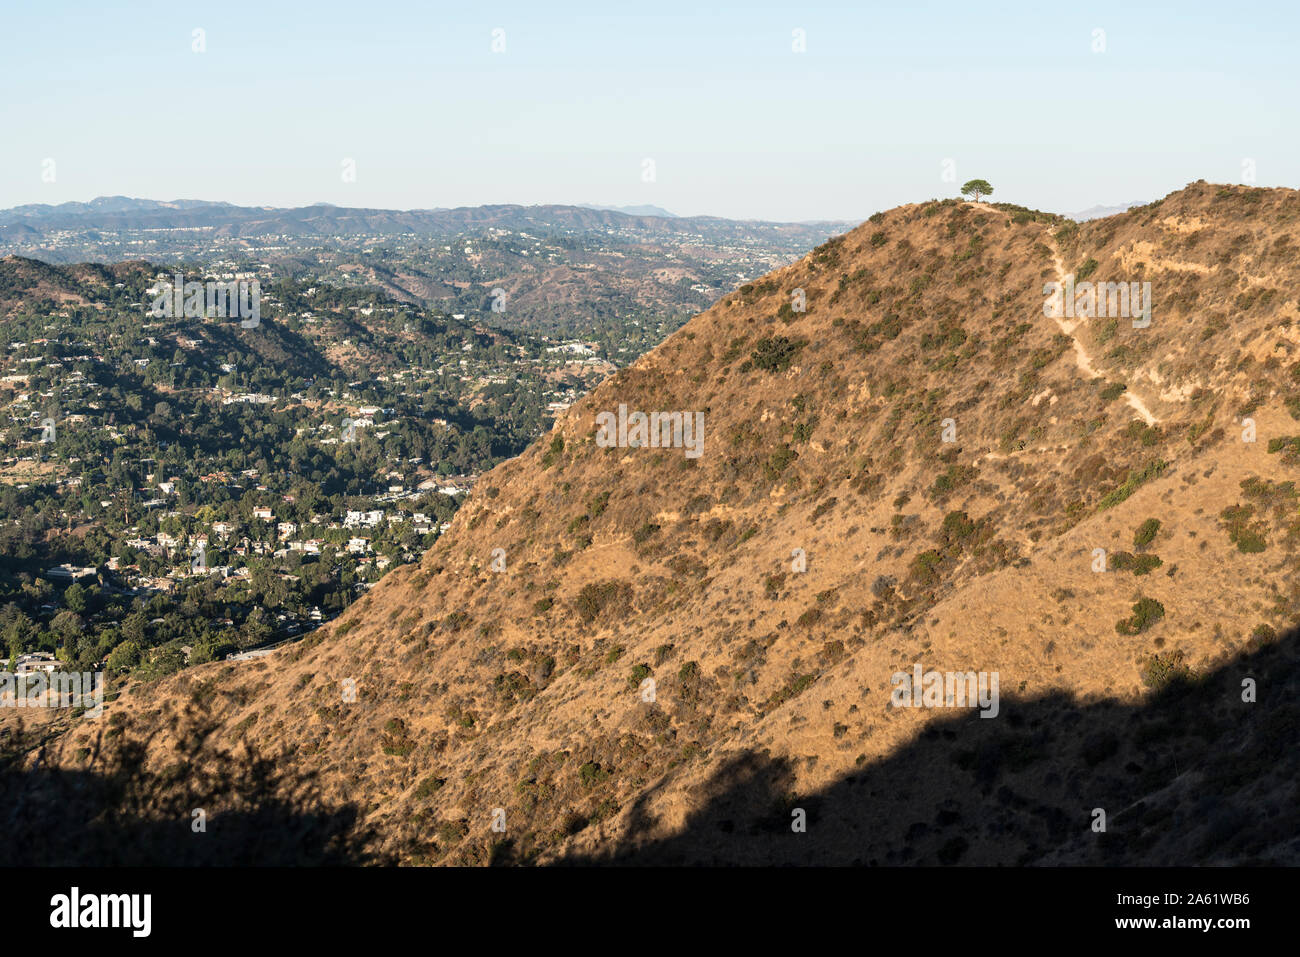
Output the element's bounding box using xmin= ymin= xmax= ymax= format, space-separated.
xmin=1 ymin=0 xmax=1296 ymax=221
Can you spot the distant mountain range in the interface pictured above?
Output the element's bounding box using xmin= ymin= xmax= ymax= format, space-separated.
xmin=0 ymin=195 xmax=1156 ymax=251
xmin=1067 ymin=200 xmax=1147 ymax=221
xmin=0 ymin=196 xmax=840 ymax=240
xmin=577 ymin=203 xmax=678 ymax=218
xmin=0 ymin=196 xmax=241 ymax=219
xmin=0 ymin=196 xmax=855 ymax=348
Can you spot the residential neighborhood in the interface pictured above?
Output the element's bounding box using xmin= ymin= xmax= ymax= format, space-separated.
xmin=0 ymin=263 xmax=608 ymax=681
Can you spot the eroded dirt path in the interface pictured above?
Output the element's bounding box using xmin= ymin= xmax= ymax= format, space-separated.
xmin=1044 ymin=233 xmax=1158 ymax=426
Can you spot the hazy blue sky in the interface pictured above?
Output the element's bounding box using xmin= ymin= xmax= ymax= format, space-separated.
xmin=2 ymin=1 xmax=1295 ymax=221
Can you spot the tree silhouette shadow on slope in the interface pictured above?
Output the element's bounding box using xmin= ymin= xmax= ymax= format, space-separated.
xmin=558 ymin=626 xmax=1300 ymax=866
xmin=0 ymin=704 xmax=384 ymax=866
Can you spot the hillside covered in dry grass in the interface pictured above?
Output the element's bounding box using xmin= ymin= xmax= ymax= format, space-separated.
xmin=7 ymin=180 xmax=1300 ymax=866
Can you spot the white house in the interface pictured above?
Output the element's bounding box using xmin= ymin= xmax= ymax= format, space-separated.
xmin=12 ymin=652 xmax=62 ymax=675
xmin=344 ymin=509 xmax=383 ymax=528
xmin=44 ymin=564 xmax=96 ymax=582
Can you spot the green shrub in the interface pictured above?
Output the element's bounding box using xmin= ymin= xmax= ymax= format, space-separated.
xmin=541 ymin=434 xmax=565 ymax=469
xmin=908 ymin=549 xmax=944 ymax=585
xmin=809 ymin=496 xmax=837 ymax=522
xmin=765 ymin=445 xmax=799 ymax=481
xmin=436 ymin=820 xmax=469 ymax=844
xmin=791 ymin=419 xmax=817 ymax=443
xmin=1098 ymin=460 xmax=1168 ymax=510
xmin=1132 ymin=518 xmax=1161 ymax=549
xmin=1140 ymin=649 xmax=1192 ymax=691
xmin=381 ymin=718 xmax=416 ymax=756
xmin=764 ymin=672 xmax=817 ymax=711
xmin=749 ymin=335 xmax=807 ymax=373
xmin=1110 ymin=551 xmax=1163 ymax=575
xmin=1267 ymin=435 xmax=1300 ymax=461
xmin=1220 ymin=504 xmax=1267 ymax=553
xmin=1115 ymin=596 xmax=1165 ymax=635
xmin=575 ymin=581 xmax=630 ymax=623
xmin=1250 ymin=623 xmax=1277 ymax=645
xmin=940 ymin=509 xmax=977 ymax=547
xmin=442 ymin=610 xmax=471 ymax=632
xmin=414 ymin=774 xmax=447 ymax=799
xmin=928 ymin=464 xmax=978 ymax=498
xmin=795 ymin=607 xmax=823 ymax=628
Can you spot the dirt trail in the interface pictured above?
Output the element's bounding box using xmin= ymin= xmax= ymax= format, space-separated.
xmin=1044 ymin=234 xmax=1158 ymax=426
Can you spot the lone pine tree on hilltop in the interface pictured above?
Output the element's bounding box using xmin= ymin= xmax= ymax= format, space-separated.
xmin=961 ymin=179 xmax=993 ymax=202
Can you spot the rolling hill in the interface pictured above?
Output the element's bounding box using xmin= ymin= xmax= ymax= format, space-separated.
xmin=5 ymin=180 xmax=1299 ymax=866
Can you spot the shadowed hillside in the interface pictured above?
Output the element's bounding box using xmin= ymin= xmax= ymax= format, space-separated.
xmin=0 ymin=706 xmax=383 ymax=866
xmin=553 ymin=625 xmax=1300 ymax=866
